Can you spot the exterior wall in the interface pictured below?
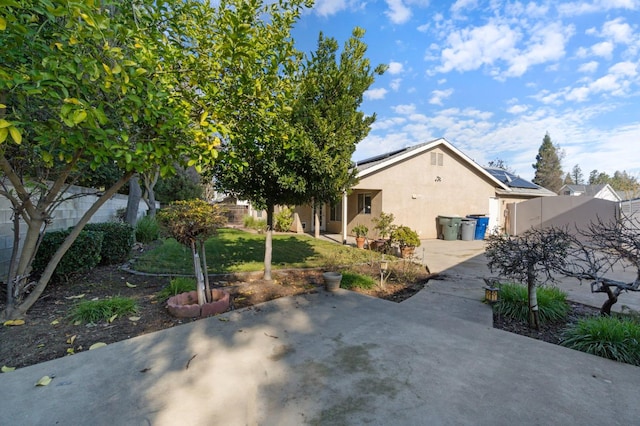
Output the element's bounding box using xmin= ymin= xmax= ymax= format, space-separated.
xmin=621 ymin=198 xmax=640 ymax=223
xmin=505 ymin=196 xmax=619 ymax=236
xmin=0 ymin=183 xmax=152 ymax=279
xmin=352 ymin=146 xmax=496 ymax=239
xmin=497 ymin=195 xmax=538 ymax=234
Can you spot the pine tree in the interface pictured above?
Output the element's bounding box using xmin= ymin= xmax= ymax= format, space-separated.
xmin=571 ymin=164 xmax=584 ymax=185
xmin=532 ymin=133 xmax=564 ymax=193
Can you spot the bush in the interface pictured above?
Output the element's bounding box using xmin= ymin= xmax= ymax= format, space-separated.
xmin=340 ymin=272 xmax=377 ymax=290
xmin=85 ymin=222 xmax=134 ymax=264
xmin=135 ymin=215 xmax=160 ymax=243
xmin=243 ymin=215 xmax=267 ymax=233
xmin=32 ymin=229 xmax=104 ymax=282
xmin=157 ymin=277 xmax=196 ymax=300
xmin=493 ymin=283 xmax=569 ymax=324
xmin=391 ymin=225 xmax=421 ymax=248
xmin=562 ymin=316 xmax=640 ymax=366
xmin=69 ymin=296 xmax=137 ymax=323
xmin=274 ymin=206 xmax=294 ymax=232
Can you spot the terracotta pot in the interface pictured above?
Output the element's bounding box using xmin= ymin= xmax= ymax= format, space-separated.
xmin=167 ymin=289 xmax=230 ymax=318
xmin=356 ymin=237 xmax=366 ymax=249
xmin=401 ymin=246 xmax=415 ymax=258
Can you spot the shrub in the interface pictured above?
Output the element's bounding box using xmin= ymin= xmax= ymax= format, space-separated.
xmin=32 ymin=229 xmax=104 ymax=282
xmin=373 ymin=211 xmax=395 ymax=239
xmin=157 ymin=199 xmax=226 ymax=246
xmin=85 ymin=222 xmax=134 ymax=264
xmin=493 ymin=283 xmax=569 ymax=324
xmin=274 ymin=206 xmax=294 ymax=232
xmin=562 ymin=316 xmax=640 ymax=366
xmin=340 ymin=272 xmax=377 ymax=290
xmin=69 ymin=296 xmax=137 ymax=323
xmin=391 ymin=225 xmax=421 ymax=248
xmin=157 ymin=277 xmax=196 ymax=300
xmin=243 ymin=215 xmax=267 ymax=233
xmin=135 ymin=215 xmax=160 ymax=243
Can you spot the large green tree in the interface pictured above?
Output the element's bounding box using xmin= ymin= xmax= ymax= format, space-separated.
xmin=292 ymin=28 xmax=386 ymax=236
xmin=532 ymin=133 xmax=564 ymax=193
xmin=0 ymin=0 xmax=237 ymax=319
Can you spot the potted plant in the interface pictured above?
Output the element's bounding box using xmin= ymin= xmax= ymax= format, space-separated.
xmin=352 ymin=224 xmax=369 ymax=249
xmin=371 ymin=212 xmax=395 ymax=252
xmin=391 ymin=225 xmax=421 ymax=258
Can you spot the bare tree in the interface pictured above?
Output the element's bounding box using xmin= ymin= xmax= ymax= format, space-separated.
xmin=559 ymin=216 xmax=640 ymax=315
xmin=485 ymin=228 xmax=571 ymax=329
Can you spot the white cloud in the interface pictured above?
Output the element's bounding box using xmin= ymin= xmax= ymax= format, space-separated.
xmin=558 ymin=0 xmax=640 ymax=16
xmin=451 ymin=0 xmax=478 ymax=14
xmin=602 ymin=18 xmax=634 ymax=44
xmin=578 ymin=61 xmax=599 ymax=73
xmin=364 ymin=88 xmax=389 ymax=100
xmin=385 ymin=0 xmax=412 ymax=24
xmin=591 ymin=41 xmax=614 ymax=58
xmin=390 ymin=78 xmax=402 ymax=91
xmin=313 ymin=0 xmax=347 ymax=16
xmin=371 ymin=117 xmax=407 ymax=130
xmin=429 ymin=88 xmax=454 ymax=105
xmin=393 ymin=103 xmax=416 ymax=114
xmin=609 ymin=61 xmax=638 ymax=76
xmin=388 ymin=61 xmax=404 ymax=74
xmin=417 ymin=23 xmax=430 ymax=32
xmin=506 ymin=104 xmax=528 ymax=114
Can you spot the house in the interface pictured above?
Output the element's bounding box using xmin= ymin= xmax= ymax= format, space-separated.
xmin=558 ymin=184 xmax=622 ymax=202
xmin=294 ymin=138 xmax=555 ymax=241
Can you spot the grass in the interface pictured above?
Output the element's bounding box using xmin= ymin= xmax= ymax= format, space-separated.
xmin=69 ymin=296 xmax=137 ymax=324
xmin=157 ymin=277 xmax=196 ymax=300
xmin=136 ymin=215 xmax=160 ymax=244
xmin=561 ymin=316 xmax=640 ymax=366
xmin=493 ymin=283 xmax=569 ymax=324
xmin=134 ymin=228 xmax=381 ymax=274
xmin=340 ymin=272 xmax=377 ymax=290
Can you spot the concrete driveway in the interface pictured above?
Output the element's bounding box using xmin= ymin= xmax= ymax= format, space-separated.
xmin=1 ymin=238 xmax=639 ymax=425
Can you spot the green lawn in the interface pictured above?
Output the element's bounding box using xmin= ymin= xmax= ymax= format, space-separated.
xmin=133 ymin=228 xmax=380 ymax=274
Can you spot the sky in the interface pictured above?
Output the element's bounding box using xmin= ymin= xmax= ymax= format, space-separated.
xmin=292 ymin=0 xmax=640 ymax=181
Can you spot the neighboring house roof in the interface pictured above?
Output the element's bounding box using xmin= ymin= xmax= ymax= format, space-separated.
xmin=559 ymin=184 xmax=622 ymax=201
xmin=485 ymin=167 xmax=557 ymax=197
xmin=355 ymin=138 xmax=511 ymax=191
xmin=355 ymin=138 xmax=554 ymax=197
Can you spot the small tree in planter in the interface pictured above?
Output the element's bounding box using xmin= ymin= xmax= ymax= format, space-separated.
xmin=352 ymin=224 xmax=369 ymax=249
xmin=157 ymin=200 xmax=226 ymax=305
xmin=372 ymin=212 xmax=396 ymax=252
xmin=391 ymin=225 xmax=421 ymax=258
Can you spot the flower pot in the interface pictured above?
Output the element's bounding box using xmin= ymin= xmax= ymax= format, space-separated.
xmin=322 ymin=272 xmax=342 ymax=292
xmin=401 ymin=246 xmax=415 ymax=258
xmin=355 ymin=237 xmax=366 ymax=249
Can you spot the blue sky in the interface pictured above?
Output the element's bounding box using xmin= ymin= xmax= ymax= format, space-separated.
xmin=292 ymin=0 xmax=640 ymax=181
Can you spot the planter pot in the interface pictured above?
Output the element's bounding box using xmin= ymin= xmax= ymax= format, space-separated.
xmin=355 ymin=237 xmax=366 ymax=249
xmin=167 ymin=289 xmax=231 ymax=318
xmin=401 ymin=246 xmax=415 ymax=258
xmin=322 ymin=272 xmax=342 ymax=292
xmin=369 ymin=239 xmax=388 ymax=252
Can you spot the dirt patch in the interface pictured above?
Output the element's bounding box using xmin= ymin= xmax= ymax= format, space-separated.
xmin=0 ymin=259 xmax=429 ymax=369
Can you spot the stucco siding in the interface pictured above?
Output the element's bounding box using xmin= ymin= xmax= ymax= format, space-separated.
xmin=353 ymin=146 xmax=496 ymax=238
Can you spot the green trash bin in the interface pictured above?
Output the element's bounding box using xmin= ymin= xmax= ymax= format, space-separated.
xmin=438 ymin=215 xmax=462 ymax=240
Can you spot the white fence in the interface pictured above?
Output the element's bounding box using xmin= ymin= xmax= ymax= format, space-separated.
xmin=0 ymin=183 xmax=151 ymax=280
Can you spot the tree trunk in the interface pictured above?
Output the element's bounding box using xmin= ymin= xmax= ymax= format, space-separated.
xmin=125 ymin=174 xmax=141 ymax=226
xmin=2 ymin=172 xmax=134 ymax=320
xmin=192 ymin=241 xmax=206 ymax=306
xmin=528 ymin=281 xmax=539 ymax=330
xmin=264 ymin=203 xmax=274 ymax=281
xmin=199 ymin=239 xmax=211 ymax=303
xmin=314 ymin=201 xmax=320 ymax=238
xmin=142 ymin=168 xmax=159 ymax=218
xmin=601 ymin=286 xmax=620 ymax=316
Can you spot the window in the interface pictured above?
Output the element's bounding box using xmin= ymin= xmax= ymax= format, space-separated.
xmin=438 ymin=153 xmax=443 ymax=166
xmin=430 ymin=152 xmax=444 ymax=166
xmin=358 ymin=193 xmax=371 ymax=215
xmin=330 ymin=201 xmax=342 ymax=221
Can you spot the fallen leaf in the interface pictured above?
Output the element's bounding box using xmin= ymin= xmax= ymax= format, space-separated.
xmin=66 ymin=335 xmax=77 ymax=344
xmin=218 ymin=317 xmax=229 ymax=322
xmin=37 ymin=343 xmax=45 ymax=348
xmin=66 ymin=348 xmax=75 ymax=355
xmin=125 ymin=282 xmax=137 ymax=288
xmin=3 ymin=319 xmax=25 ymax=326
xmin=1 ymin=365 xmax=16 ymax=373
xmin=128 ymin=316 xmax=141 ymax=322
xmin=64 ymin=294 xmax=85 ymax=300
xmin=35 ymin=376 xmax=52 ymax=386
xmin=108 ymin=314 xmax=118 ymax=323
xmin=73 ymin=320 xmax=81 ymax=326
xmin=89 ymin=342 xmax=107 ymax=350
xmin=50 ymin=319 xmax=60 ymax=325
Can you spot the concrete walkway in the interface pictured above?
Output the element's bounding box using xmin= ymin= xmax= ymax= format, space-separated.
xmin=1 ymin=238 xmax=639 ymax=425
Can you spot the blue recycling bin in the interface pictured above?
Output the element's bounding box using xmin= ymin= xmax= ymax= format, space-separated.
xmin=467 ymin=215 xmax=489 ymax=240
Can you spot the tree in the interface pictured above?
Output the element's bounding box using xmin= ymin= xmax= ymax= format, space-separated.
xmin=0 ymin=1 xmax=224 ymax=319
xmin=563 ymin=173 xmax=574 ymax=185
xmin=487 ymin=159 xmax=516 ymax=174
xmin=570 ymin=164 xmax=583 ymax=185
xmin=532 ymin=133 xmax=564 ymax=193
xmin=588 ymin=169 xmax=610 ymax=185
xmin=485 ymin=228 xmax=571 ymax=329
xmin=610 ymin=170 xmax=640 ymax=199
xmin=292 ymin=28 xmax=386 ymax=237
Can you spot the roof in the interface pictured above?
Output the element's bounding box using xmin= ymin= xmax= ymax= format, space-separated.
xmin=355 ymin=138 xmax=511 ymax=191
xmin=485 ymin=167 xmax=557 ymax=197
xmin=559 ymin=184 xmax=622 ymax=201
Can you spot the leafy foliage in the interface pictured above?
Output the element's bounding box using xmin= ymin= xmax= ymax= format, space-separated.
xmin=373 ymin=212 xmax=396 ymax=239
xmin=154 ymin=167 xmax=203 ymax=203
xmin=32 ymin=230 xmax=104 ymax=282
xmin=243 ymin=215 xmax=268 ymax=233
xmin=274 ymin=206 xmax=294 ymax=232
xmin=135 ymin=216 xmax=160 ymax=244
xmin=84 ymin=222 xmax=134 ymax=264
xmin=532 ymin=133 xmax=564 ymax=193
xmin=157 ymin=277 xmax=196 ymax=301
xmin=69 ymin=296 xmax=137 ymax=324
xmin=340 ymin=272 xmax=377 ymax=290
xmin=494 ymin=283 xmax=569 ymax=324
xmin=157 ymin=200 xmax=226 ymax=247
xmin=391 ymin=225 xmax=421 ymax=248
xmin=352 ymin=224 xmax=369 ymax=237
xmin=562 ymin=316 xmax=640 ymax=366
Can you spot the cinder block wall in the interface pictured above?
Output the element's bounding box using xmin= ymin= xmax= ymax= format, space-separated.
xmin=0 ymin=183 xmax=152 ymax=279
